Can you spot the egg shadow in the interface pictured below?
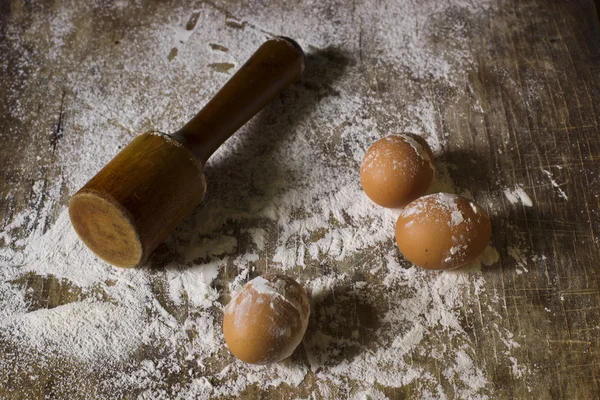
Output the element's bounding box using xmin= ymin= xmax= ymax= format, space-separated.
xmin=289 ymin=272 xmax=385 ymax=369
xmin=485 ymin=203 xmax=573 ymax=276
xmin=432 ymin=149 xmax=497 ymax=196
xmin=148 ymin=46 xmax=355 ymax=278
xmin=437 ymin=150 xmax=571 ymax=274
xmin=428 ymin=149 xmax=527 ymax=272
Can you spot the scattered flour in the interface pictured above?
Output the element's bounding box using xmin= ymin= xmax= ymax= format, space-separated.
xmin=541 ymin=168 xmax=569 ymax=200
xmin=503 ymin=185 xmax=534 ymax=207
xmin=0 ymin=0 xmax=533 ymax=398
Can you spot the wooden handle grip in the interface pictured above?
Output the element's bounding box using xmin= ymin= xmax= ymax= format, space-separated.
xmin=171 ymin=37 xmax=305 ymax=164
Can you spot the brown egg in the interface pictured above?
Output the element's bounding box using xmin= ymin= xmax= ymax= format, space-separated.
xmin=223 ymin=274 xmax=310 ymax=364
xmin=360 ymin=134 xmax=435 ymax=208
xmin=395 ymin=193 xmax=492 ymax=270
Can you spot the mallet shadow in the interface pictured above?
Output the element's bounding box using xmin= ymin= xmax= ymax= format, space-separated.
xmin=148 ymin=47 xmax=354 ymax=282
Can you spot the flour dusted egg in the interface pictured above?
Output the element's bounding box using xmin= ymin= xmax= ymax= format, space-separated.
xmin=395 ymin=193 xmax=492 ymax=270
xmin=223 ymin=274 xmax=310 ymax=364
xmin=360 ymin=134 xmax=435 ymax=208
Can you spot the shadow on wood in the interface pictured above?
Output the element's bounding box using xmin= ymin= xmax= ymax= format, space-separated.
xmin=148 ymin=47 xmax=354 ymax=274
xmin=294 ymin=271 xmax=384 ymax=369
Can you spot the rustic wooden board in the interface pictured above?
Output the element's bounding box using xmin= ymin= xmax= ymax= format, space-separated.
xmin=1 ymin=0 xmax=599 ymax=398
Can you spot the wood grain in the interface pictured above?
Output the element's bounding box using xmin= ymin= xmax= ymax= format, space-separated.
xmin=0 ymin=0 xmax=599 ymax=398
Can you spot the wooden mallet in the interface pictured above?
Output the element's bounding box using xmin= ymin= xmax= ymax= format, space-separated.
xmin=69 ymin=37 xmax=305 ymax=268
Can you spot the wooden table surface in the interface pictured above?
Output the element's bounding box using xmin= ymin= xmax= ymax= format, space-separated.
xmin=1 ymin=0 xmax=599 ymax=399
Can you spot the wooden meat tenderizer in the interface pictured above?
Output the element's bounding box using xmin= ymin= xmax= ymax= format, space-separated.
xmin=69 ymin=37 xmax=305 ymax=268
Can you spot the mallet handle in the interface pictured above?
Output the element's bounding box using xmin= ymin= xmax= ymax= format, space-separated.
xmin=172 ymin=37 xmax=305 ymax=164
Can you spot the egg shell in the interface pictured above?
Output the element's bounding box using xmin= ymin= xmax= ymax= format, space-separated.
xmin=395 ymin=193 xmax=492 ymax=270
xmin=223 ymin=274 xmax=310 ymax=364
xmin=360 ymin=134 xmax=435 ymax=208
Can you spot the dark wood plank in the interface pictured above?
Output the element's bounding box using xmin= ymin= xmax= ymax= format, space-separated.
xmin=0 ymin=0 xmax=599 ymax=398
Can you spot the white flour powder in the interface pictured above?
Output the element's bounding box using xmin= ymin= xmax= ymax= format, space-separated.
xmin=503 ymin=186 xmax=534 ymax=207
xmin=0 ymin=0 xmax=533 ymax=398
